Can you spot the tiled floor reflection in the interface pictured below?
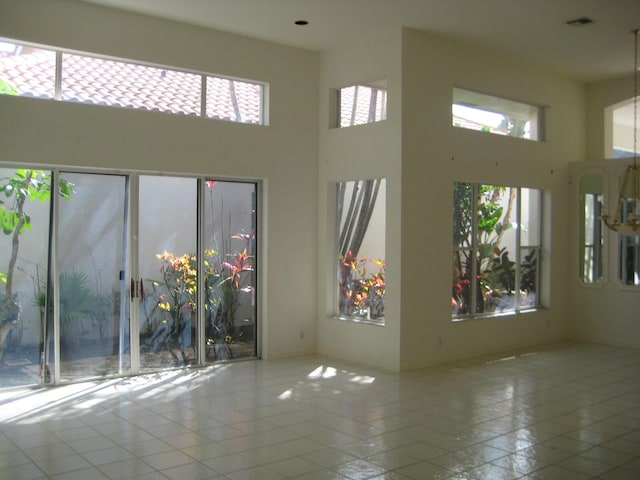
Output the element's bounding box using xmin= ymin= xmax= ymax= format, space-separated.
xmin=0 ymin=342 xmax=638 ymax=479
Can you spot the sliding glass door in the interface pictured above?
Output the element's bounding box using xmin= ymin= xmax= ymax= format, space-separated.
xmin=138 ymin=175 xmax=198 ymax=371
xmin=137 ymin=177 xmax=258 ymax=369
xmin=56 ymin=172 xmax=129 ymax=381
xmin=0 ymin=168 xmax=53 ymax=387
xmin=202 ymin=180 xmax=257 ymax=362
xmin=0 ymin=168 xmax=258 ymax=387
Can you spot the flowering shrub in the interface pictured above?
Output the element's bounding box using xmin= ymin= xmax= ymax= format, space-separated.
xmin=142 ymin=250 xmax=218 ymax=364
xmin=155 ymin=251 xmax=200 ymax=317
xmin=212 ymin=237 xmax=254 ymax=342
xmin=339 ymin=251 xmax=385 ymax=320
xmin=142 ymin=240 xmax=254 ymax=364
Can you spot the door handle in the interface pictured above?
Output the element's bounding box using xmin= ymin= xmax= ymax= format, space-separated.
xmin=131 ymin=278 xmax=143 ymax=299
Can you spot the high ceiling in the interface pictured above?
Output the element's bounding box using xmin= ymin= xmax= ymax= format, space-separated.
xmin=81 ymin=0 xmax=640 ymax=83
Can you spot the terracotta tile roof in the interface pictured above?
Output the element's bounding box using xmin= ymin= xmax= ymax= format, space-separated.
xmin=452 ymin=114 xmax=510 ymax=135
xmin=453 ymin=114 xmax=490 ymax=131
xmin=0 ymin=48 xmax=262 ymax=124
xmin=0 ymin=50 xmax=56 ymax=98
xmin=0 ymin=48 xmax=509 ymax=133
xmin=339 ymin=85 xmax=387 ymax=127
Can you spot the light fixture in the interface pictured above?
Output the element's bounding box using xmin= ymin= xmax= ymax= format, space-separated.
xmin=566 ymin=17 xmax=593 ymax=27
xmin=602 ymin=29 xmax=640 ymax=235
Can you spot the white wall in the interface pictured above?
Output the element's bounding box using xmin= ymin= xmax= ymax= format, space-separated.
xmin=318 ymin=27 xmax=586 ymax=372
xmin=587 ymin=76 xmax=633 ymax=161
xmin=0 ymin=0 xmax=320 ymax=359
xmin=567 ymin=73 xmax=640 ymax=349
xmin=399 ymin=29 xmax=585 ymax=369
xmin=317 ymin=30 xmax=403 ymax=370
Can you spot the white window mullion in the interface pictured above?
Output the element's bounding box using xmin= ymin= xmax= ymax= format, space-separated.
xmin=196 ymin=179 xmax=206 ymax=366
xmin=54 ymin=51 xmax=62 ymax=101
xmin=470 ymin=183 xmax=480 ymax=315
xmin=514 ymin=187 xmax=522 ymax=312
xmin=51 ymin=170 xmax=61 ymax=384
xmin=537 ymin=192 xmax=543 ymax=305
xmin=200 ymin=76 xmax=207 ymax=118
xmin=118 ymin=176 xmax=131 ymax=375
xmin=129 ymin=174 xmax=140 ymax=374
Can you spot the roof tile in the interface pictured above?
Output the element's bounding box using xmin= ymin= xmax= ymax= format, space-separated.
xmin=0 ymin=48 xmax=262 ymax=123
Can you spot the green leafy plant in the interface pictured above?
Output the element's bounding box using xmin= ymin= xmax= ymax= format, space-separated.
xmin=58 ymin=271 xmax=102 ymax=355
xmin=0 ymin=78 xmax=18 ymax=96
xmin=203 ymin=181 xmax=256 ymax=346
xmin=0 ymin=169 xmax=74 ymax=358
xmin=486 ymin=247 xmax=516 ymax=295
xmin=520 ymin=250 xmax=538 ymax=294
xmin=215 ymin=236 xmax=255 ymax=337
xmin=141 ymin=242 xmax=254 ymax=365
xmin=452 ymin=183 xmax=515 ymax=314
xmin=143 ymin=251 xmax=215 ymax=365
xmin=33 ymin=270 xmax=102 ymax=358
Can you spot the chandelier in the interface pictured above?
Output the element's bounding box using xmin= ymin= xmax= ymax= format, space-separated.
xmin=602 ymin=29 xmax=640 ymax=235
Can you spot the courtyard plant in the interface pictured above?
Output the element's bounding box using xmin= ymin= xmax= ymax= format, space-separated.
xmin=0 ymin=169 xmax=74 ymax=361
xmin=142 ymin=237 xmax=254 ymax=365
xmin=452 ymin=183 xmax=515 ymax=314
xmin=338 ymin=252 xmax=385 ymax=320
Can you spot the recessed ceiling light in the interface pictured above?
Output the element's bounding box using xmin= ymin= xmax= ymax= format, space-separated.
xmin=566 ymin=17 xmax=594 ymax=27
xmin=294 ymin=20 xmax=308 ymax=26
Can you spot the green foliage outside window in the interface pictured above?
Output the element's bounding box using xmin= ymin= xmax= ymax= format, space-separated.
xmin=452 ymin=182 xmax=540 ymax=317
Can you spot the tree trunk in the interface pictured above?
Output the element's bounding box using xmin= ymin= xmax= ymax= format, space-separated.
xmin=368 ymin=88 xmax=378 ymax=123
xmin=1 ymin=170 xmax=32 ymax=355
xmin=494 ymin=187 xmax=516 ymax=249
xmin=349 ymin=86 xmax=359 ymax=126
xmin=229 ymin=80 xmax=242 ymax=122
xmin=339 ymin=179 xmax=381 ymax=258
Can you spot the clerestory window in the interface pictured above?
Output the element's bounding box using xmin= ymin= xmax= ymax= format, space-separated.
xmin=335 ymin=80 xmax=387 ymax=128
xmin=452 ymin=88 xmax=543 ymax=141
xmin=0 ymin=38 xmax=265 ymax=124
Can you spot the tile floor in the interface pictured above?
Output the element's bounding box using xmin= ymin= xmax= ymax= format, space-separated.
xmin=0 ymin=342 xmax=638 ymax=479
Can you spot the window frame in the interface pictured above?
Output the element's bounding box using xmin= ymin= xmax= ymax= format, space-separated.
xmin=618 ymin=199 xmax=640 ymax=286
xmin=581 ymin=192 xmax=605 ymax=283
xmin=333 ymin=79 xmax=388 ymax=128
xmin=577 ymin=170 xmax=607 ymax=286
xmin=606 ymin=97 xmax=637 ymax=158
xmin=452 ymin=87 xmax=544 ymax=141
xmin=0 ymin=162 xmax=262 ymax=387
xmin=0 ymin=37 xmax=267 ymax=125
xmin=452 ymin=182 xmax=543 ymax=320
xmin=335 ymin=178 xmax=386 ymax=325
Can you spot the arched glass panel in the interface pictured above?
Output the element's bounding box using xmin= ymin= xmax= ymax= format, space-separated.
xmin=579 ymin=173 xmax=605 ymax=284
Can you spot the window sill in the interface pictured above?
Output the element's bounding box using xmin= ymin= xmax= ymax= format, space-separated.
xmin=452 ymin=307 xmax=541 ymax=322
xmin=333 ymin=315 xmax=385 ymax=327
